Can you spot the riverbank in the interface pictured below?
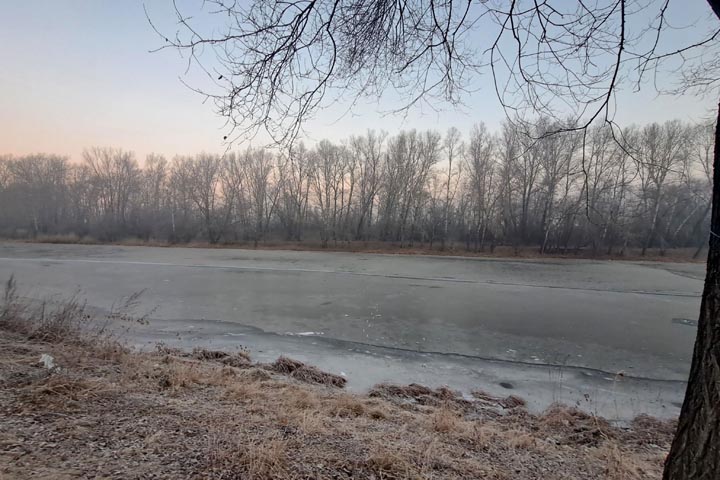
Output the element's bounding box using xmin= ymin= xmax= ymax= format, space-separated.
xmin=0 ymin=288 xmax=675 ymax=479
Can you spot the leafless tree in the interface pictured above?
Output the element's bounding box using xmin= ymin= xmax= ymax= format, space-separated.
xmin=136 ymin=154 xmax=168 ymax=240
xmin=441 ymin=127 xmax=463 ymax=249
xmin=83 ymin=147 xmax=140 ymax=239
xmin=243 ymin=148 xmax=280 ymax=246
xmin=175 ymin=154 xmax=229 ymax=243
xmin=5 ymin=154 xmax=69 ymax=236
xmin=465 ymin=123 xmax=498 ymax=251
xmin=635 ymin=121 xmax=690 ymax=255
xmin=0 ymin=125 xmax=708 ymax=253
xmin=349 ymin=131 xmax=385 ymax=241
xmin=276 ymin=143 xmax=312 ymax=241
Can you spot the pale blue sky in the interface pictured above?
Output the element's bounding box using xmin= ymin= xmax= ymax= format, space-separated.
xmin=1 ymin=1 xmax=718 ymax=162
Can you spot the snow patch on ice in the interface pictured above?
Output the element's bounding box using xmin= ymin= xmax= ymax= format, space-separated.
xmin=285 ymin=331 xmax=325 ymax=337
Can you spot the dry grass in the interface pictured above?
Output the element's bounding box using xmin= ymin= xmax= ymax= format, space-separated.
xmin=207 ymin=433 xmax=290 ymax=480
xmin=370 ymin=382 xmax=471 ymax=411
xmin=270 ymin=355 xmax=347 ymax=387
xmin=21 ymin=373 xmax=109 ymax=407
xmin=192 ymin=346 xmax=251 ymax=367
xmin=429 ymin=406 xmax=464 ymax=434
xmin=24 ymin=233 xmax=98 ymax=245
xmin=0 ymin=276 xmax=141 ymax=351
xmin=326 ymin=393 xmax=367 ymax=417
xmin=472 ymin=389 xmax=527 ymax=409
xmin=0 ymin=288 xmax=678 ymax=479
xmin=14 ymin=235 xmax=704 ymax=262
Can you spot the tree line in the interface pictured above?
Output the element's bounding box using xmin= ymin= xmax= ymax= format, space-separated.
xmin=0 ymin=119 xmax=713 ymax=255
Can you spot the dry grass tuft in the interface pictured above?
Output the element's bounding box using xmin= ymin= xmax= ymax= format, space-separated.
xmin=207 ymin=433 xmax=289 ymax=480
xmin=1 ymin=276 xmax=145 ymax=355
xmin=192 ymin=347 xmax=229 ymax=360
xmin=502 ymin=394 xmax=527 ymax=408
xmin=541 ymin=404 xmax=602 ymax=427
xmin=192 ymin=347 xmax=251 ymax=367
xmin=327 ymin=394 xmax=366 ymax=417
xmin=370 ymin=382 xmax=471 ymax=411
xmin=270 ymin=356 xmax=346 ymax=387
xmin=430 ymin=406 xmax=464 ymax=434
xmin=366 ymin=447 xmax=415 ymax=478
xmin=504 ymin=428 xmax=537 ymax=450
xmin=538 ymin=404 xmax=614 ymax=447
xmin=28 ymin=297 xmax=90 ymax=343
xmin=472 ymin=390 xmax=527 ymax=409
xmin=0 ymin=276 xmax=23 ymax=331
xmin=155 ymin=343 xmax=185 ymax=356
xmin=0 ymin=276 xmax=90 ymax=342
xmin=371 ymin=382 xmax=434 ymax=398
xmin=225 ymin=380 xmax=267 ymax=403
xmin=270 ymin=356 xmax=307 ymax=374
xmin=367 ymin=407 xmax=388 ymax=420
xmin=593 ymin=443 xmax=654 ymax=480
xmin=239 ymin=367 xmax=272 ymax=382
xmin=238 ymin=438 xmax=289 ymax=479
xmin=155 ymin=358 xmax=245 ymax=390
xmin=19 ymin=373 xmax=109 ymax=409
xmin=628 ymin=414 xmax=678 ymax=446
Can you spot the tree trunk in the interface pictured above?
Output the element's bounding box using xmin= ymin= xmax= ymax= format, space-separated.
xmin=540 ymin=225 xmax=551 ymax=255
xmin=663 ymin=101 xmax=720 ymax=479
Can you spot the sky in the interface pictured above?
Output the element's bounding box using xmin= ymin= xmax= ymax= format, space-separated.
xmin=1 ymin=0 xmax=718 ymax=163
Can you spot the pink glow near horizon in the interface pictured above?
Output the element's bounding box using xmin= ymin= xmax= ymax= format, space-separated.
xmin=1 ymin=1 xmax=715 ymax=163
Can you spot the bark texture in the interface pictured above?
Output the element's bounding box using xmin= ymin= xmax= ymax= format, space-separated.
xmin=663 ymin=102 xmax=720 ymax=479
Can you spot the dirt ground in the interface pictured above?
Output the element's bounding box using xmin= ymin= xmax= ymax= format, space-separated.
xmin=0 ymin=303 xmax=677 ymax=479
